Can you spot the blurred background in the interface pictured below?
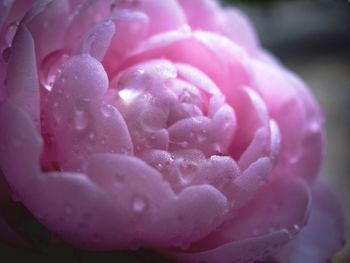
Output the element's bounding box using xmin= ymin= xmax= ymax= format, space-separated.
xmin=222 ymin=0 xmax=350 ymax=262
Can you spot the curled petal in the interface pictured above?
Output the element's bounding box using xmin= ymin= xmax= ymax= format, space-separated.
xmin=5 ymin=24 xmax=39 ymax=129
xmin=169 ymin=176 xmax=311 ymax=263
xmin=79 ymin=19 xmax=115 ymax=61
xmin=274 ymin=177 xmax=345 ymax=263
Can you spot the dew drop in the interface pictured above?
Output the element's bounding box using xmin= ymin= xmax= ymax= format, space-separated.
xmin=2 ymin=47 xmax=11 ymax=62
xmin=289 ymin=154 xmax=299 ymax=164
xmin=292 ymin=224 xmax=300 ymax=233
xmin=197 ymin=129 xmax=208 ymax=142
xmin=115 ymin=172 xmax=125 ymax=183
xmin=154 ymin=163 xmax=163 ymax=171
xmin=131 ymin=195 xmax=148 ymax=214
xmin=88 ymin=132 xmax=96 ymax=142
xmin=180 ymin=161 xmax=197 ymax=175
xmin=119 ymin=146 xmax=132 ymax=154
xmin=74 ymin=110 xmax=88 ymax=131
xmin=101 ymin=104 xmax=114 ymax=118
xmin=40 ymin=50 xmax=70 ymax=92
xmin=103 ymin=19 xmax=112 ymax=26
xmin=148 ymin=134 xmax=156 ymax=142
xmin=5 ymin=22 xmax=18 ymax=47
xmin=309 ymin=119 xmax=320 ymax=133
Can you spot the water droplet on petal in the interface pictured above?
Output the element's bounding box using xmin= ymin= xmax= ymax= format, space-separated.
xmin=118 ymin=88 xmax=141 ymax=104
xmin=2 ymin=47 xmax=11 ymax=62
xmin=131 ymin=195 xmax=148 ymax=214
xmin=5 ymin=22 xmax=18 ymax=47
xmin=88 ymin=132 xmax=96 ymax=142
xmin=103 ymin=19 xmax=112 ymax=26
xmin=197 ymin=129 xmax=208 ymax=142
xmin=154 ymin=163 xmax=163 ymax=171
xmin=101 ymin=104 xmax=115 ymax=118
xmin=74 ymin=110 xmax=88 ymax=131
xmin=115 ymin=172 xmax=125 ymax=183
xmin=73 ymin=99 xmax=90 ymax=131
xmin=40 ymin=50 xmax=70 ymax=92
xmin=180 ymin=161 xmax=197 ymax=175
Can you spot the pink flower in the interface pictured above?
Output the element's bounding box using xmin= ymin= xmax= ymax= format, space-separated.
xmin=0 ymin=0 xmax=345 ymax=262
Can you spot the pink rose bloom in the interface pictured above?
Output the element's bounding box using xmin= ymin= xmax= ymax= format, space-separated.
xmin=0 ymin=0 xmax=345 ymax=262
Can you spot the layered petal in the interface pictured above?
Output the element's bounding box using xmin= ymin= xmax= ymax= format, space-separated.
xmin=275 ymin=177 xmax=345 ymax=263
xmin=168 ymin=176 xmax=311 ymax=263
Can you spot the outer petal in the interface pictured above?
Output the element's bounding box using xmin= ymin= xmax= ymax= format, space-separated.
xmin=251 ymin=59 xmax=324 ymax=182
xmin=0 ymin=101 xmax=228 ymax=250
xmin=274 ymin=177 xmax=345 ymax=263
xmin=5 ymin=24 xmax=39 ymax=128
xmin=168 ymin=176 xmax=311 ymax=263
xmin=178 ymin=0 xmax=259 ymax=55
xmin=43 ymin=54 xmax=133 ymax=171
xmin=129 ymin=0 xmax=186 ymax=35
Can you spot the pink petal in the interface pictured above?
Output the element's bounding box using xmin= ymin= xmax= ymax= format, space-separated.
xmin=86 ymin=154 xmax=228 ymax=249
xmin=132 ymin=0 xmax=186 ymax=35
xmin=78 ymin=19 xmax=115 ymax=61
xmin=0 ymin=101 xmax=228 ymax=250
xmin=275 ymin=177 xmax=345 ymax=263
xmin=5 ymin=24 xmax=39 ymax=128
xmin=177 ymin=0 xmax=259 ymax=55
xmin=103 ymin=10 xmax=150 ymax=73
xmin=222 ymin=8 xmax=259 ymax=56
xmin=233 ymin=157 xmax=272 ymax=207
xmin=251 ymin=59 xmax=324 ymax=182
xmin=44 ymin=54 xmax=132 ymax=171
xmin=169 ymin=176 xmax=311 ymax=263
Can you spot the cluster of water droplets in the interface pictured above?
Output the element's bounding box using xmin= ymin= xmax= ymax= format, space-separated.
xmin=107 ymin=64 xmax=237 ymax=195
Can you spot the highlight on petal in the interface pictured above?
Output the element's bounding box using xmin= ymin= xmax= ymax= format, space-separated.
xmin=168 ymin=176 xmax=311 ymax=263
xmin=274 ymin=177 xmax=345 ymax=263
xmin=178 ymin=0 xmax=259 ymax=55
xmin=79 ymin=19 xmax=115 ymax=61
xmin=251 ymin=59 xmax=324 ymax=182
xmin=44 ymin=54 xmax=133 ymax=171
xmin=0 ymin=100 xmax=229 ymax=250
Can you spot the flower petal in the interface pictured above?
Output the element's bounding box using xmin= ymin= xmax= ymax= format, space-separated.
xmin=44 ymin=55 xmax=132 ymax=171
xmin=274 ymin=177 xmax=345 ymax=263
xmin=169 ymin=176 xmax=311 ymax=263
xmin=5 ymin=24 xmax=40 ymax=128
xmin=79 ymin=19 xmax=115 ymax=61
xmin=0 ymin=101 xmax=228 ymax=250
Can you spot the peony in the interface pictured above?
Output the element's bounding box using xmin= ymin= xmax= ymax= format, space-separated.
xmin=0 ymin=0 xmax=345 ymax=262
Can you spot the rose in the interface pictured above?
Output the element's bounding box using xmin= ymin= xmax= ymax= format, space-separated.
xmin=0 ymin=0 xmax=345 ymax=262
